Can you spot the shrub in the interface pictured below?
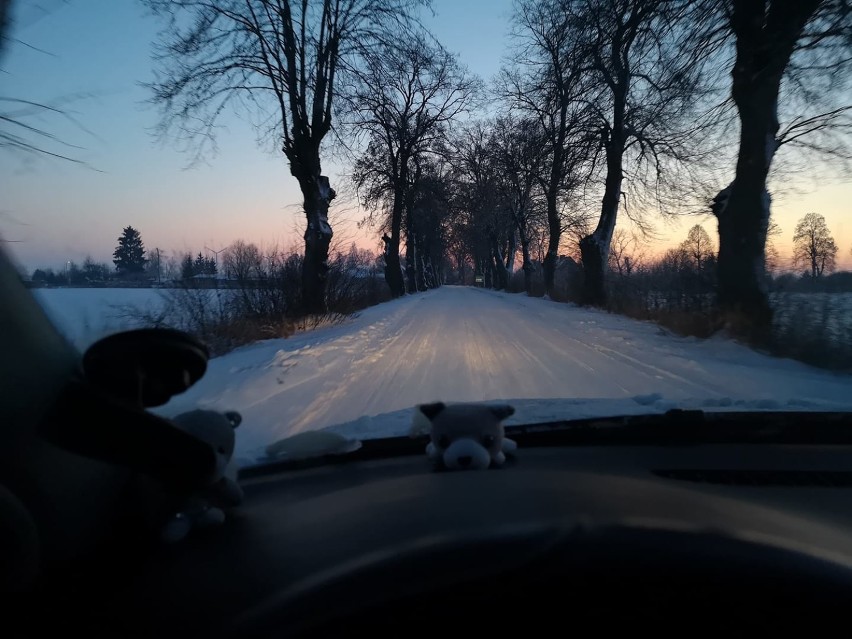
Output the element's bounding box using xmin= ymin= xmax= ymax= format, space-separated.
xmin=125 ymin=246 xmax=391 ymax=356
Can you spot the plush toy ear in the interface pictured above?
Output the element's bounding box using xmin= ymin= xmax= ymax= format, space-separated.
xmin=418 ymin=402 xmax=446 ymax=421
xmin=489 ymin=404 xmax=515 ymax=421
xmin=224 ymin=411 xmax=242 ymax=429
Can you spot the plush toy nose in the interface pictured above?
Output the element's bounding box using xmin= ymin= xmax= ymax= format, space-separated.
xmin=457 ymin=455 xmax=472 ymax=467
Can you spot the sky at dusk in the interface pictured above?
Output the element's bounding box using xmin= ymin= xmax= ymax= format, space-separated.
xmin=1 ymin=0 xmax=850 ymax=273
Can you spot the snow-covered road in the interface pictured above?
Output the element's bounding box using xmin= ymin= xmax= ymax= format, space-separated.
xmin=154 ymin=286 xmax=852 ymax=465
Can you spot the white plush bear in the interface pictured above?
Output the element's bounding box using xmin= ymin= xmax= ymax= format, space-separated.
xmin=160 ymin=409 xmax=243 ymax=543
xmin=414 ymin=402 xmax=517 ymax=471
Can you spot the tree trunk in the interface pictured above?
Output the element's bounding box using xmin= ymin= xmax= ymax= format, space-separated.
xmin=543 ymin=192 xmax=560 ymax=298
xmin=521 ymin=239 xmax=533 ymax=295
xmin=383 ymin=163 xmax=407 ymax=297
xmin=384 ymin=193 xmax=406 ymax=298
xmin=581 ymin=114 xmax=625 ymax=307
xmin=301 ymin=175 xmax=336 ymax=314
xmin=811 ymin=246 xmax=818 ymax=279
xmin=429 ymin=244 xmax=442 ymax=289
xmin=506 ymin=230 xmax=516 ymax=274
xmin=713 ymin=134 xmax=774 ymax=329
xmin=714 ymin=0 xmax=820 ymax=331
xmin=383 ymin=233 xmax=404 ymax=298
xmin=579 ymin=147 xmax=621 ymax=307
xmin=405 ymin=224 xmax=417 ymax=294
xmin=417 ymin=256 xmax=427 ymax=290
xmin=492 ymin=239 xmax=509 ymax=290
xmin=422 ymin=256 xmax=434 ymax=289
xmin=515 ymin=216 xmax=533 ymax=295
xmin=415 ymin=231 xmax=428 ymax=291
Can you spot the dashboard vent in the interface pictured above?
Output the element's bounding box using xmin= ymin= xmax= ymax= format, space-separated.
xmin=652 ymin=469 xmax=852 ymax=487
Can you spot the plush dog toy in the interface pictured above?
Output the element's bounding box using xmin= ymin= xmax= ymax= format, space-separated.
xmin=160 ymin=409 xmax=244 ymax=543
xmin=414 ymin=402 xmax=517 ymax=470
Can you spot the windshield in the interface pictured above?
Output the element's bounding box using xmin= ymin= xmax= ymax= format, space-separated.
xmin=2 ymin=0 xmax=851 ymax=468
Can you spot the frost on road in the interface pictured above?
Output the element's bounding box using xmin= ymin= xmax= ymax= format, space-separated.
xmin=152 ymin=286 xmax=852 ymax=465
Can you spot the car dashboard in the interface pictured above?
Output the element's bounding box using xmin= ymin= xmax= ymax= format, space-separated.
xmin=19 ymin=431 xmax=852 ymax=638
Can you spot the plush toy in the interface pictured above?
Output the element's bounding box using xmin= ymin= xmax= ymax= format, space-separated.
xmin=414 ymin=402 xmax=517 ymax=470
xmin=160 ymin=409 xmax=243 ymax=543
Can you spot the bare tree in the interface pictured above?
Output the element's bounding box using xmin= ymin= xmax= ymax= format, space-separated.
xmin=406 ymin=159 xmax=453 ymax=290
xmin=348 ymin=35 xmax=478 ymax=297
xmin=681 ymin=225 xmax=716 ymax=272
xmin=447 ymin=123 xmax=493 ymax=286
xmin=144 ymin=0 xmax=426 ymax=313
xmin=490 ymin=115 xmax=547 ymax=294
xmin=608 ymin=228 xmax=644 ymax=277
xmin=764 ymin=220 xmax=783 ymax=276
xmin=448 ymin=121 xmax=516 ymax=291
xmin=707 ymin=0 xmax=851 ymax=328
xmin=559 ymin=0 xmax=707 ymax=306
xmin=223 ymin=240 xmax=262 ymax=283
xmin=793 ymin=212 xmax=838 ymax=279
xmin=501 ymin=0 xmax=591 ymax=298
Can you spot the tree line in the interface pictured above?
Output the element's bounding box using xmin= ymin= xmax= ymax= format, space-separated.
xmin=28 ymin=225 xmax=217 ymax=285
xmin=141 ymin=0 xmax=850 ymax=335
xmin=28 ymin=224 xmax=383 ymax=290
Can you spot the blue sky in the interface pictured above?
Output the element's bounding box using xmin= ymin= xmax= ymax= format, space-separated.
xmin=1 ymin=0 xmax=514 ymax=270
xmin=1 ymin=0 xmax=849 ymax=271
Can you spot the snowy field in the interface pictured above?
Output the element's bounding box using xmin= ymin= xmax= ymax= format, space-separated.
xmin=771 ymin=292 xmax=852 ymax=336
xmin=32 ymin=286 xmax=852 ymax=467
xmin=32 ymin=287 xmax=168 ymax=350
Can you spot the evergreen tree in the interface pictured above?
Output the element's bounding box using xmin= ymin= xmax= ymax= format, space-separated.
xmin=113 ymin=226 xmax=147 ymax=275
xmin=181 ymin=253 xmax=195 ymax=280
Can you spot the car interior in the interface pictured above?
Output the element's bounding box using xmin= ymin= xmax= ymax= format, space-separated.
xmin=4 ymin=244 xmax=852 ymax=637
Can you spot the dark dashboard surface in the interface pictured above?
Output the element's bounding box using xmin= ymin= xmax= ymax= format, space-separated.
xmin=37 ymin=440 xmax=852 ymax=637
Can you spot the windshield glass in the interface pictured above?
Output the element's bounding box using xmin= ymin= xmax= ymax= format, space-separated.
xmin=3 ymin=0 xmax=851 ymax=468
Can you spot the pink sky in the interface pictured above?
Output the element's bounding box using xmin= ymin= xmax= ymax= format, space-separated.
xmin=4 ymin=152 xmax=850 ymax=273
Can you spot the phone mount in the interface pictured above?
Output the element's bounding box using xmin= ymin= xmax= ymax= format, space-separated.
xmin=41 ymin=328 xmax=217 ymax=488
xmin=83 ymin=328 xmax=209 ymax=408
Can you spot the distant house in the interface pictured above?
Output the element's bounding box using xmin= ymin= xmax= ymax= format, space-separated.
xmin=556 ymin=255 xmax=581 ymax=272
xmin=188 ymin=272 xmax=237 ymax=289
xmin=344 ymin=265 xmax=381 ymax=280
xmin=555 ymin=255 xmax=583 ymax=298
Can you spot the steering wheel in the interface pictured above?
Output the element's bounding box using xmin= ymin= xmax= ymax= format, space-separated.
xmin=230 ymin=522 xmax=852 ymax=637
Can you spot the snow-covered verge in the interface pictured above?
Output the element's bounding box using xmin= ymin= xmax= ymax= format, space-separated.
xmin=134 ymin=286 xmax=852 ymax=467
